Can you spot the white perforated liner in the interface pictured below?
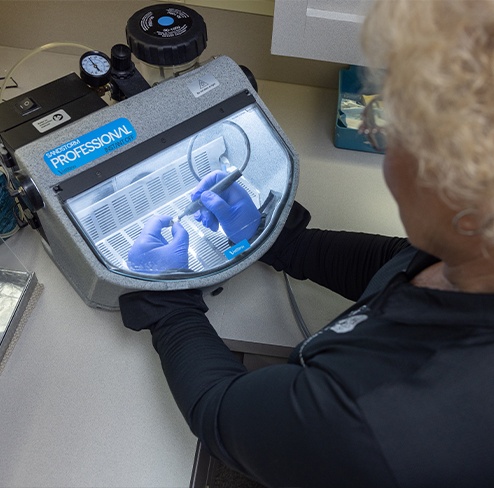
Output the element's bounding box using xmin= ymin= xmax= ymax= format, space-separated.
xmin=67 ymin=137 xmax=260 ymax=274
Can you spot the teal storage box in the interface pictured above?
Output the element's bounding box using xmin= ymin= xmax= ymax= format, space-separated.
xmin=334 ymin=65 xmax=379 ymax=154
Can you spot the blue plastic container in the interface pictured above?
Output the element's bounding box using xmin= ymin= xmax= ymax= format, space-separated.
xmin=0 ymin=173 xmax=17 ymax=237
xmin=334 ymin=65 xmax=380 ymax=154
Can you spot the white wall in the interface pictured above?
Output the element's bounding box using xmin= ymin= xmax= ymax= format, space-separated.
xmin=272 ymin=0 xmax=372 ymax=65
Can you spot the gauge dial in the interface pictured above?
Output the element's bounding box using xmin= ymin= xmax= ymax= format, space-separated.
xmin=80 ymin=51 xmax=112 ymax=88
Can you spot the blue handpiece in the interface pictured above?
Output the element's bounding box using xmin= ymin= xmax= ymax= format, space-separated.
xmin=176 ymin=169 xmax=243 ymax=221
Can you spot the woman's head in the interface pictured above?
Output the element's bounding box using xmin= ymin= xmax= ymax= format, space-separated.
xmin=361 ymin=0 xmax=494 ymax=243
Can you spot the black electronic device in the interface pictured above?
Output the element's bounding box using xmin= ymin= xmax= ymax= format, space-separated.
xmin=0 ymin=73 xmax=107 ymax=165
xmin=0 ymin=73 xmax=107 ymax=229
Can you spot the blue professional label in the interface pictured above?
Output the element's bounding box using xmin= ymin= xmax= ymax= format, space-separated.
xmin=224 ymin=239 xmax=251 ymax=260
xmin=43 ymin=118 xmax=137 ymax=175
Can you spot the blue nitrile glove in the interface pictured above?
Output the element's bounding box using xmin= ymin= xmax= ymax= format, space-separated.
xmin=127 ymin=215 xmax=189 ymax=273
xmin=191 ymin=170 xmax=261 ymax=244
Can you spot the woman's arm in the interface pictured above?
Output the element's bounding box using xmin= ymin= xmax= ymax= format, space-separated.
xmin=119 ymin=290 xmax=395 ymax=488
xmin=261 ymin=202 xmax=409 ymax=301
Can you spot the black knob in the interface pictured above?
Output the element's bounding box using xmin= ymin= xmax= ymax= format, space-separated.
xmin=239 ymin=65 xmax=258 ymax=92
xmin=111 ymin=44 xmax=133 ymax=75
xmin=126 ymin=4 xmax=207 ymax=67
xmin=13 ymin=172 xmax=44 ymax=212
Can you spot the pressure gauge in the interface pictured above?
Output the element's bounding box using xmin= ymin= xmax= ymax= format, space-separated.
xmin=80 ymin=51 xmax=112 ymax=88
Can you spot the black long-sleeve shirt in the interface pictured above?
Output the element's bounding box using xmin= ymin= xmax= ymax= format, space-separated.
xmin=120 ymin=203 xmax=494 ymax=488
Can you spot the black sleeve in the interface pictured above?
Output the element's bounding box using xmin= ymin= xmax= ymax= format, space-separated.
xmin=119 ymin=290 xmax=396 ymax=488
xmin=261 ymin=201 xmax=410 ymax=301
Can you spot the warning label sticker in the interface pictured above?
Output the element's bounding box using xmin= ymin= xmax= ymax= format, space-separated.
xmin=186 ymin=74 xmax=220 ymax=98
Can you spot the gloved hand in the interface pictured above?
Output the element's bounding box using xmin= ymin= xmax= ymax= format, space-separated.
xmin=191 ymin=170 xmax=261 ymax=244
xmin=127 ymin=215 xmax=189 ymax=273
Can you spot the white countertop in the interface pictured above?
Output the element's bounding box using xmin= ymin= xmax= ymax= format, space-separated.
xmin=0 ymin=46 xmax=404 ymax=488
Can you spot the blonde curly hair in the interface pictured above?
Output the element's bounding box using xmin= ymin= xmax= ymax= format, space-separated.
xmin=361 ymin=0 xmax=494 ymax=241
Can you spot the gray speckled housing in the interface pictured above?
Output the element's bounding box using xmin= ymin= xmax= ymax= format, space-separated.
xmin=14 ymin=56 xmax=299 ymax=310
